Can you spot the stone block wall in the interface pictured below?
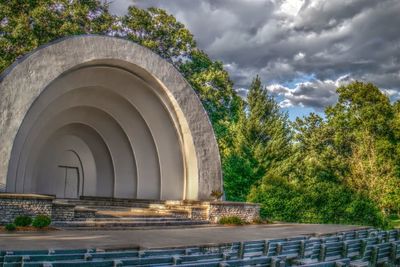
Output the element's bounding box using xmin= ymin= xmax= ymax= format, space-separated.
xmin=0 ymin=194 xmax=54 ymax=225
xmin=206 ymin=202 xmax=260 ymax=223
xmin=73 ymin=207 xmax=97 ymax=220
xmin=52 ymin=202 xmax=75 ymax=221
xmin=165 ymin=200 xmax=260 ymax=223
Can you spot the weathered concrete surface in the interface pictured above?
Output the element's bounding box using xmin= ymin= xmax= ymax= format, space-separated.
xmin=0 ymin=35 xmax=222 ymax=200
xmin=0 ymin=224 xmax=366 ymax=250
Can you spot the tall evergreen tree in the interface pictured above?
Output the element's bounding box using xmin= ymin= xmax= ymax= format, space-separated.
xmin=241 ymin=75 xmax=291 ymax=172
xmin=224 ymin=75 xmax=291 ymax=201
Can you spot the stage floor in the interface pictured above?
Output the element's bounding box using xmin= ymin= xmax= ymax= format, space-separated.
xmin=0 ymin=223 xmax=366 ymax=250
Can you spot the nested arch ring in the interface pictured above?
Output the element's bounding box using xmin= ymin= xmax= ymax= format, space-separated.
xmin=0 ymin=35 xmax=222 ymax=200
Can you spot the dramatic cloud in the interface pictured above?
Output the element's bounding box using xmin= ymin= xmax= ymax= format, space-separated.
xmin=267 ymin=75 xmax=353 ymax=110
xmin=110 ymin=0 xmax=400 ymax=115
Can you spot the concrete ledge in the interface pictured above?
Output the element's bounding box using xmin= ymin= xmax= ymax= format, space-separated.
xmin=52 ymin=201 xmax=76 ymax=207
xmin=205 ymin=201 xmax=259 ymax=206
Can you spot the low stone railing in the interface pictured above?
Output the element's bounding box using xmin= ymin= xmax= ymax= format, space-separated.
xmin=165 ymin=200 xmax=260 ymax=223
xmin=207 ymin=201 xmax=260 ymax=223
xmin=0 ymin=193 xmax=54 ymax=225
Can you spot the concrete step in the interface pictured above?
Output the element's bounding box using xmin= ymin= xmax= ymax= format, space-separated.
xmin=92 ymin=208 xmax=188 ymax=218
xmin=54 ymin=220 xmax=209 ymax=228
xmin=58 ymin=198 xmax=166 ymax=209
xmin=86 ymin=206 xmax=170 ymax=213
xmin=54 ymin=223 xmax=215 ymax=231
xmin=54 ymin=198 xmax=208 ymax=230
xmin=76 ymin=217 xmax=190 ymax=222
xmin=63 ymin=200 xmax=154 ymax=208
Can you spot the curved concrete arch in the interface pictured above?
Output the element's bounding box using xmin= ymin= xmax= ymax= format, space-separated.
xmin=31 ymin=125 xmax=113 ymax=197
xmin=9 ymin=67 xmax=185 ymax=199
xmin=12 ymin=85 xmax=162 ymax=199
xmin=32 ymin=136 xmax=90 ymax=197
xmin=48 ymin=125 xmax=114 ymax=197
xmin=0 ymin=35 xmax=222 ymax=200
xmin=20 ymin=106 xmax=137 ymax=198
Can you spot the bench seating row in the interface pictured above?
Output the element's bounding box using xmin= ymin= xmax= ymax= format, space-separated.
xmin=1 ymin=228 xmax=399 ymax=267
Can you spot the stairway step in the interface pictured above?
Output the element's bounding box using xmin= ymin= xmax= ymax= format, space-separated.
xmin=58 ymin=198 xmax=166 ymax=208
xmin=94 ymin=210 xmax=184 ymax=218
xmin=78 ymin=217 xmax=189 ymax=222
xmin=54 ymin=198 xmax=207 ymax=230
xmin=56 ymin=224 xmax=215 ymax=231
xmin=54 ymin=220 xmax=209 ymax=228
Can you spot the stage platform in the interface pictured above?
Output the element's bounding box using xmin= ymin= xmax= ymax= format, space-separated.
xmin=0 ymin=223 xmax=365 ymax=251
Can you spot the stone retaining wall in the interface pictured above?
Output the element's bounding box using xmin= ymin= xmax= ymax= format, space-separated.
xmin=0 ymin=194 xmax=54 ymax=225
xmin=73 ymin=207 xmax=97 ymax=220
xmin=51 ymin=202 xmax=75 ymax=221
xmin=207 ymin=202 xmax=260 ymax=223
xmin=165 ymin=200 xmax=260 ymax=223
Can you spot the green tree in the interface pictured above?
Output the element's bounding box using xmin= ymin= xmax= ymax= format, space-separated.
xmin=249 ymin=81 xmax=394 ymax=228
xmin=0 ymin=0 xmax=114 ymax=73
xmin=180 ymin=50 xmax=242 ymax=152
xmin=326 ymin=81 xmax=400 ymax=214
xmin=292 ymin=113 xmax=347 ymax=183
xmin=224 ymin=76 xmax=292 ymax=201
xmin=243 ymin=76 xmax=291 ymax=170
xmin=120 ymin=6 xmax=195 ymax=62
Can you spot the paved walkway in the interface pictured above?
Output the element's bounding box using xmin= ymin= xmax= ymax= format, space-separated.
xmin=0 ymin=224 xmax=365 ymax=250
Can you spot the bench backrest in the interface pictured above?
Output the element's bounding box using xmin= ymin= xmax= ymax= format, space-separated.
xmin=340 ymin=231 xmax=356 ymax=241
xmin=301 ymin=239 xmax=322 ymax=261
xmin=239 ymin=240 xmax=267 ymax=258
xmin=23 ymin=260 xmax=118 ymax=267
xmin=287 ymin=236 xmax=308 ymax=241
xmin=355 ymin=230 xmax=368 ymax=239
xmin=175 ymin=252 xmax=232 ymax=264
xmin=297 ymin=258 xmax=350 ymax=267
xmin=372 ymin=243 xmax=392 ymax=265
xmin=320 ymin=241 xmax=345 ymax=262
xmin=387 ymin=230 xmax=399 ymax=242
xmin=276 ymin=240 xmax=302 ymax=258
xmin=119 ymin=256 xmax=175 ymax=266
xmin=391 ymin=240 xmax=400 ymax=261
xmin=321 ymin=236 xmax=342 ymax=243
xmin=265 ymin=239 xmax=286 ymax=257
xmin=224 ymin=256 xmax=275 ymax=267
xmin=343 ymin=239 xmax=363 ymax=259
xmin=140 ymin=248 xmax=189 ymax=257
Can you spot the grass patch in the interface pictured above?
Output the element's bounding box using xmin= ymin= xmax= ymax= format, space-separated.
xmin=218 ymin=216 xmax=246 ymax=225
xmin=389 ymin=214 xmax=400 ymax=228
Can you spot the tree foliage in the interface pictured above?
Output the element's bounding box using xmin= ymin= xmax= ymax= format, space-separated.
xmin=249 ymin=81 xmax=400 ymax=228
xmin=0 ymin=0 xmax=113 ymax=72
xmin=120 ymin=6 xmax=195 ymax=62
xmin=223 ymin=76 xmax=291 ymax=201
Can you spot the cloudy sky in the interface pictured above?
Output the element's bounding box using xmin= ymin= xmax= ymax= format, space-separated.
xmin=109 ymin=0 xmax=400 ymax=119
